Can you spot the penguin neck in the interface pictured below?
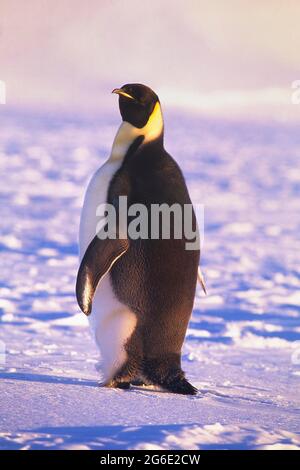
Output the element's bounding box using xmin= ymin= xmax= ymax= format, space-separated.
xmin=109 ymin=101 xmax=164 ymax=161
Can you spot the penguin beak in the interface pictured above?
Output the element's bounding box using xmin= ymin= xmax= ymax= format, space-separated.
xmin=112 ymin=88 xmax=135 ymax=100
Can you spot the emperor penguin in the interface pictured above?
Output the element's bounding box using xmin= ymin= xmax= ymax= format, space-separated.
xmin=76 ymin=83 xmax=204 ymax=395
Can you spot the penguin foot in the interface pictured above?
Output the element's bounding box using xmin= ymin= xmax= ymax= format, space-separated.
xmin=115 ymin=381 xmax=131 ymax=390
xmin=143 ymin=355 xmax=197 ymax=395
xmin=130 ymin=377 xmax=152 ymax=387
xmin=131 ymin=379 xmax=147 ymax=386
xmin=162 ymin=377 xmax=198 ymax=395
xmin=104 ymin=379 xmax=131 ymax=390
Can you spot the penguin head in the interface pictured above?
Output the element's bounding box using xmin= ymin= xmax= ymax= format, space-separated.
xmin=112 ymin=83 xmax=159 ymax=129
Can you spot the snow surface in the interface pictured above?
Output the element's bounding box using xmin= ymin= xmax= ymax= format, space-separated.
xmin=0 ymin=109 xmax=300 ymax=450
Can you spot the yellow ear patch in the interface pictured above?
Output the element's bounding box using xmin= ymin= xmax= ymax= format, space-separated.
xmin=110 ymin=101 xmax=164 ymax=161
xmin=144 ymin=101 xmax=164 ymax=143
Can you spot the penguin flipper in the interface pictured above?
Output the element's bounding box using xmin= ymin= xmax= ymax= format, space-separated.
xmin=76 ymin=235 xmax=129 ymax=315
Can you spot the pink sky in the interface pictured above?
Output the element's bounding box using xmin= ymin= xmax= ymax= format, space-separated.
xmin=0 ymin=0 xmax=300 ymax=120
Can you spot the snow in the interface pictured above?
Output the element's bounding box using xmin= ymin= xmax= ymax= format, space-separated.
xmin=0 ymin=108 xmax=300 ymax=450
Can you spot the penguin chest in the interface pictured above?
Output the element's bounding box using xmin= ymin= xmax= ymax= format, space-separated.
xmin=79 ymin=160 xmax=120 ymax=257
xmin=79 ymin=161 xmax=136 ymax=381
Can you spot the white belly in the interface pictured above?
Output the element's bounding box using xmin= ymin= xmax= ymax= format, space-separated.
xmin=79 ymin=160 xmax=136 ymax=382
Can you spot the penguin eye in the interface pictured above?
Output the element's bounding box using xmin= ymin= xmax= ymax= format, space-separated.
xmin=133 ymin=94 xmax=146 ymax=107
xmin=125 ymin=88 xmax=138 ymax=104
xmin=123 ymin=86 xmax=146 ymax=106
xmin=135 ymin=92 xmax=147 ymax=106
